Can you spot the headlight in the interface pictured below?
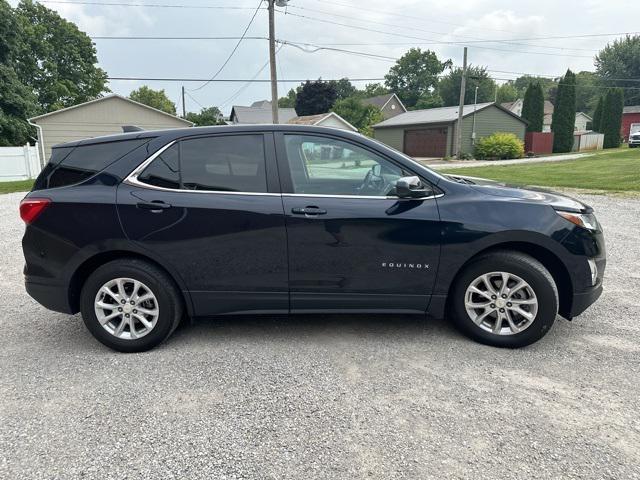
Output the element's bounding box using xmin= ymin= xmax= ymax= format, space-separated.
xmin=556 ymin=210 xmax=599 ymax=231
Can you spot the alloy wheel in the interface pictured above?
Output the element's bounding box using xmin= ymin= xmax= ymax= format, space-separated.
xmin=464 ymin=271 xmax=538 ymax=335
xmin=94 ymin=278 xmax=159 ymax=340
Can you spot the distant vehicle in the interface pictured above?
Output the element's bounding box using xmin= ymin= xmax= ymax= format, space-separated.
xmin=629 ymin=123 xmax=640 ymax=148
xmin=21 ymin=125 xmax=605 ymax=352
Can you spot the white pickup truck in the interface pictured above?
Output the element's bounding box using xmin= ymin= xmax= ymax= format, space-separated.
xmin=630 ymin=123 xmax=640 ymax=148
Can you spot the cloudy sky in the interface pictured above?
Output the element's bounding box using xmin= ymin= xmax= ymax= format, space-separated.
xmin=12 ymin=0 xmax=639 ymax=115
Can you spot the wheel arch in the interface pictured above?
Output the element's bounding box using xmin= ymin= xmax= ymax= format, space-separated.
xmin=443 ymin=241 xmax=574 ymax=319
xmin=67 ymin=250 xmax=194 ymax=317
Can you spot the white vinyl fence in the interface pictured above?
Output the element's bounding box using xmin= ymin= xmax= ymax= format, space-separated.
xmin=0 ymin=144 xmax=42 ymax=182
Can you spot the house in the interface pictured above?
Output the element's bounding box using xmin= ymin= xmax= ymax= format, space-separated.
xmin=28 ymin=94 xmax=192 ymax=160
xmin=230 ymin=100 xmax=297 ymax=124
xmin=621 ymin=105 xmax=640 ymax=141
xmin=574 ymin=112 xmax=592 ymax=132
xmin=361 ymin=93 xmax=406 ymax=119
xmin=502 ymin=99 xmax=555 ymax=131
xmin=287 ymin=112 xmax=358 ymax=132
xmin=373 ymin=102 xmax=527 ymax=158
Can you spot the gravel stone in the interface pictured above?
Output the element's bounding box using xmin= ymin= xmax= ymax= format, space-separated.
xmin=1 ymin=190 xmax=639 ymax=479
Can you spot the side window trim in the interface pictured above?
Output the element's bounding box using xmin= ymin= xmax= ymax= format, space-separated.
xmin=126 ymin=133 xmax=281 ymax=196
xmin=274 ymin=131 xmax=435 ymax=198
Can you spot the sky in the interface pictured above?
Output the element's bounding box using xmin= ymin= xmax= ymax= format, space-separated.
xmin=10 ymin=0 xmax=640 ymax=116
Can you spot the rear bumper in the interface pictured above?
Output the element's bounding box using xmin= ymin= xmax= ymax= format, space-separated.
xmin=25 ymin=278 xmax=74 ymax=314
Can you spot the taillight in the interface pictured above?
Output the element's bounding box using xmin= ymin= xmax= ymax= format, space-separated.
xmin=19 ymin=198 xmax=51 ymax=224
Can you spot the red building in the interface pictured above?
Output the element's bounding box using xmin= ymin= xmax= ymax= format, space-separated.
xmin=621 ymin=105 xmax=640 ymax=142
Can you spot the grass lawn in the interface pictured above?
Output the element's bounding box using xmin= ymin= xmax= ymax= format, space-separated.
xmin=0 ymin=179 xmax=34 ymax=195
xmin=441 ymin=147 xmax=640 ymax=193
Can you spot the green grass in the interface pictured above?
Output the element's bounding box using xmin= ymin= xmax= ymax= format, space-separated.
xmin=0 ymin=179 xmax=34 ymax=194
xmin=441 ymin=147 xmax=640 ymax=192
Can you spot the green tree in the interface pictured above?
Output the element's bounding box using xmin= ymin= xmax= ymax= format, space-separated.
xmin=510 ymin=75 xmax=557 ymax=99
xmin=592 ymin=96 xmax=604 ymax=132
xmin=184 ymin=106 xmax=225 ymax=126
xmin=414 ymin=92 xmax=443 ymax=109
xmin=384 ymin=48 xmax=451 ymax=109
xmin=495 ymin=83 xmax=519 ymax=104
xmin=129 ymin=86 xmax=176 ymax=115
xmin=551 ymin=69 xmax=577 ymax=153
xmin=601 ymin=88 xmax=624 ymax=148
xmin=437 ymin=65 xmax=496 ymax=107
xmin=331 ymin=97 xmax=383 ymax=137
xmin=521 ymin=83 xmax=544 ymax=132
xmin=14 ymin=0 xmax=108 ymax=112
xmin=574 ymin=71 xmax=601 ymax=115
xmin=329 ymin=78 xmax=357 ymax=100
xmin=0 ymin=0 xmax=38 ymax=146
xmin=295 ymin=80 xmax=338 ymax=116
xmin=360 ymin=83 xmax=389 ymax=98
xmin=596 ymin=35 xmax=640 ymax=106
xmin=278 ymin=87 xmax=298 ymax=108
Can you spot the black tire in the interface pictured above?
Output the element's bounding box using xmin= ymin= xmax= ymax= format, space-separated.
xmin=449 ymin=251 xmax=558 ymax=348
xmin=80 ymin=259 xmax=183 ymax=352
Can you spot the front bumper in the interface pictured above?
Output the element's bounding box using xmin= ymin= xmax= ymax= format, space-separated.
xmin=568 ymin=281 xmax=603 ymax=318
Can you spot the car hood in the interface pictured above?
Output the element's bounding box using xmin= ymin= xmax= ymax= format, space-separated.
xmin=447 ymin=174 xmax=592 ymax=213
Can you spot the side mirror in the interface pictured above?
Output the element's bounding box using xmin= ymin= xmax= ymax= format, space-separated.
xmin=395 ymin=176 xmax=430 ymax=199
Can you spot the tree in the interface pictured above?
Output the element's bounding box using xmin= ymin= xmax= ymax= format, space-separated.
xmin=521 ymin=83 xmax=544 ymax=132
xmin=596 ymin=35 xmax=640 ymax=106
xmin=510 ymin=75 xmax=557 ymax=99
xmin=360 ymin=83 xmax=389 ymax=98
xmin=384 ymin=48 xmax=451 ymax=109
xmin=495 ymin=83 xmax=519 ymax=104
xmin=437 ymin=65 xmax=496 ymax=107
xmin=295 ymin=80 xmax=338 ymax=116
xmin=0 ymin=0 xmax=38 ymax=146
xmin=414 ymin=92 xmax=443 ymax=109
xmin=184 ymin=106 xmax=225 ymax=126
xmin=278 ymin=88 xmax=298 ymax=108
xmin=14 ymin=0 xmax=108 ymax=112
xmin=331 ymin=97 xmax=383 ymax=137
xmin=600 ymin=88 xmax=624 ymax=148
xmin=574 ymin=71 xmax=601 ymax=115
xmin=129 ymin=86 xmax=176 ymax=115
xmin=592 ymin=96 xmax=604 ymax=132
xmin=551 ymin=69 xmax=577 ymax=153
xmin=329 ymin=78 xmax=357 ymax=100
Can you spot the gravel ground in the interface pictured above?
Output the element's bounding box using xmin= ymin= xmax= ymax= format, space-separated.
xmin=1 ymin=190 xmax=639 ymax=479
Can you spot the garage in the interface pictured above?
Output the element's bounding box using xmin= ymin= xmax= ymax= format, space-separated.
xmin=404 ymin=128 xmax=448 ymax=157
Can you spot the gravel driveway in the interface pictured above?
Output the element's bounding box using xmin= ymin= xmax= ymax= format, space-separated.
xmin=1 ymin=191 xmax=639 ymax=479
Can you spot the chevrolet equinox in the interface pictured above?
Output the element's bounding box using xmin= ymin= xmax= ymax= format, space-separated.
xmin=21 ymin=125 xmax=605 ymax=352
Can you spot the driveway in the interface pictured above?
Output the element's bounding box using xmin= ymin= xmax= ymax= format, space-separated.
xmin=1 ymin=191 xmax=639 ymax=479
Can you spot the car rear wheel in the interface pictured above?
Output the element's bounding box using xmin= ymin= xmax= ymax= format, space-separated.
xmin=450 ymin=251 xmax=558 ymax=348
xmin=80 ymin=259 xmax=183 ymax=352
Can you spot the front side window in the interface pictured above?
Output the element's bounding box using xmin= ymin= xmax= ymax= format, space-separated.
xmin=136 ymin=135 xmax=268 ymax=193
xmin=284 ymin=134 xmax=405 ymax=196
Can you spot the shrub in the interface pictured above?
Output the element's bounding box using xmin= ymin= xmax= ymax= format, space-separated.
xmin=474 ymin=132 xmax=525 ymax=160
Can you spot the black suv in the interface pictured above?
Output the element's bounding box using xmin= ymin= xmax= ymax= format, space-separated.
xmin=21 ymin=125 xmax=605 ymax=352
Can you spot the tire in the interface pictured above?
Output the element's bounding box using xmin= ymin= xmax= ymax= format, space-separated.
xmin=449 ymin=251 xmax=558 ymax=348
xmin=80 ymin=259 xmax=183 ymax=352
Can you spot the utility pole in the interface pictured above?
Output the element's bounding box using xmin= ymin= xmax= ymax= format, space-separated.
xmin=268 ymin=0 xmax=279 ymax=123
xmin=455 ymin=47 xmax=467 ymax=159
xmin=181 ymin=86 xmax=186 ymax=117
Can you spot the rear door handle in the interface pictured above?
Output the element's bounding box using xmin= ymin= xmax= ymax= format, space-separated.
xmin=291 ymin=206 xmax=327 ymax=216
xmin=137 ymin=200 xmax=172 ymax=212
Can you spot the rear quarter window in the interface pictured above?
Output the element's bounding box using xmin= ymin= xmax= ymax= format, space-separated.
xmin=33 ymin=138 xmax=150 ymax=190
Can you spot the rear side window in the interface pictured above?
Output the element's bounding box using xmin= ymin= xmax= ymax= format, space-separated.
xmin=137 ymin=135 xmax=267 ymax=193
xmin=34 ymin=139 xmax=149 ymax=190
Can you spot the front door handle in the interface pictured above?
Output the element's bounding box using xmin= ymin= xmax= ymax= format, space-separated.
xmin=137 ymin=200 xmax=172 ymax=212
xmin=291 ymin=206 xmax=327 ymax=216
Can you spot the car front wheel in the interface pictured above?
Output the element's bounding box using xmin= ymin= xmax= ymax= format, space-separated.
xmin=450 ymin=251 xmax=558 ymax=348
xmin=80 ymin=259 xmax=183 ymax=352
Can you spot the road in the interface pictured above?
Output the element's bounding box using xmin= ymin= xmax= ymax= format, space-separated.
xmin=1 ymin=191 xmax=638 ymax=479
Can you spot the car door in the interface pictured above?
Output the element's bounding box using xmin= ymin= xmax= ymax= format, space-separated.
xmin=275 ymin=132 xmax=442 ymax=313
xmin=117 ymin=132 xmax=288 ymax=316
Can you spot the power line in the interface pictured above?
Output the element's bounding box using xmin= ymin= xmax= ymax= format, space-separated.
xmin=279 ymin=40 xmax=397 ymax=62
xmin=286 ymin=4 xmax=598 ymax=53
xmin=92 ymin=36 xmax=268 ymax=40
xmin=107 ymin=76 xmax=386 ymax=82
xmin=279 ymin=11 xmax=595 ymax=58
xmin=189 ymin=0 xmax=264 ymax=91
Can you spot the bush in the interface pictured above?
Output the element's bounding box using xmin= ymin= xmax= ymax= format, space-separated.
xmin=474 ymin=132 xmax=525 ymax=160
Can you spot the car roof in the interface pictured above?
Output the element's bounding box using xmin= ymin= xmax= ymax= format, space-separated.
xmin=53 ymin=124 xmax=367 ymax=149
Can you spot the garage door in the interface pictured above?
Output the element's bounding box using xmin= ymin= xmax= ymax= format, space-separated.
xmin=404 ymin=128 xmax=448 ymax=157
